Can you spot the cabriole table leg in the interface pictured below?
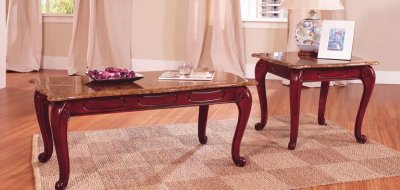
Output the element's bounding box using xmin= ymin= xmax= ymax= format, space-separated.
xmin=355 ymin=66 xmax=376 ymax=143
xmin=51 ymin=102 xmax=71 ymax=190
xmin=288 ymin=70 xmax=303 ymax=150
xmin=34 ymin=91 xmax=53 ymax=163
xmin=232 ymin=87 xmax=252 ymax=167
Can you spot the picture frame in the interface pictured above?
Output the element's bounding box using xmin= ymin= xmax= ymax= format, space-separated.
xmin=318 ymin=20 xmax=355 ymax=60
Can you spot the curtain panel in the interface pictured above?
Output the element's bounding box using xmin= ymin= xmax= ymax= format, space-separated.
xmin=6 ymin=0 xmax=42 ymax=72
xmin=186 ymin=0 xmax=245 ymax=78
xmin=67 ymin=0 xmax=132 ymax=75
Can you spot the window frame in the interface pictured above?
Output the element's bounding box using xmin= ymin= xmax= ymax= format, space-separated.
xmin=41 ymin=0 xmax=74 ymax=23
xmin=241 ymin=0 xmax=287 ymax=29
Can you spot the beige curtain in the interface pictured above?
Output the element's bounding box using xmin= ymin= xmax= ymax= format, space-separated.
xmin=67 ymin=0 xmax=132 ymax=75
xmin=186 ymin=0 xmax=245 ymax=78
xmin=6 ymin=0 xmax=42 ymax=72
xmin=286 ymin=0 xmax=347 ymax=87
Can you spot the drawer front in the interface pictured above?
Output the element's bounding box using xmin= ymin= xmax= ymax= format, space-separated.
xmin=189 ymin=90 xmax=225 ymax=103
xmin=83 ymin=97 xmax=126 ymax=110
xmin=317 ymin=70 xmax=348 ymax=78
xmin=138 ymin=94 xmax=177 ymax=106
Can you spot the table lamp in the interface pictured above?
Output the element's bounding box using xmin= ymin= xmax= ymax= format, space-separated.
xmin=281 ymin=0 xmax=344 ymax=57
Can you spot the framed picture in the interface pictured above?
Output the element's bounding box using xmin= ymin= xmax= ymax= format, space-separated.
xmin=318 ymin=20 xmax=355 ymax=60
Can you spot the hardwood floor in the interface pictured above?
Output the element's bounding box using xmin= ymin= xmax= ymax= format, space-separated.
xmin=1 ymin=70 xmax=399 ymax=189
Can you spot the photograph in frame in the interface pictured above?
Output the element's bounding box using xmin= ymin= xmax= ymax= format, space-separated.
xmin=318 ymin=20 xmax=355 ymax=60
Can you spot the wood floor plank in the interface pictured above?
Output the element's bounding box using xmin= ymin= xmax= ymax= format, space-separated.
xmin=1 ymin=70 xmax=399 ymax=189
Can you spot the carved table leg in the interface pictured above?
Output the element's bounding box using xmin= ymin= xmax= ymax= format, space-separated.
xmin=198 ymin=105 xmax=209 ymax=144
xmin=288 ymin=70 xmax=303 ymax=150
xmin=51 ymin=102 xmax=70 ymax=190
xmin=34 ymin=91 xmax=53 ymax=163
xmin=318 ymin=81 xmax=330 ymax=125
xmin=255 ymin=59 xmax=268 ymax=130
xmin=355 ymin=66 xmax=375 ymax=143
xmin=232 ymin=87 xmax=252 ymax=167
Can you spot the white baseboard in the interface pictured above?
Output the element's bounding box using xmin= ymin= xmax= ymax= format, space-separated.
xmin=41 ymin=56 xmax=68 ymax=70
xmin=376 ymin=71 xmax=400 ymax=84
xmin=39 ymin=56 xmax=400 ymax=85
xmin=40 ymin=57 xmax=185 ymax=71
xmin=347 ymin=71 xmax=400 ymax=85
xmin=131 ymin=59 xmax=184 ymax=72
xmin=245 ymin=63 xmax=400 ymax=85
xmin=244 ymin=63 xmax=283 ymax=80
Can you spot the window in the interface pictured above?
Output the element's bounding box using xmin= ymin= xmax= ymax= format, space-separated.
xmin=41 ymin=0 xmax=74 ymax=15
xmin=241 ymin=0 xmax=287 ymax=23
xmin=41 ymin=0 xmax=74 ymax=23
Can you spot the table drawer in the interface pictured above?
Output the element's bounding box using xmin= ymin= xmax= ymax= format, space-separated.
xmin=138 ymin=94 xmax=177 ymax=106
xmin=317 ymin=70 xmax=349 ymax=78
xmin=189 ymin=90 xmax=225 ymax=103
xmin=83 ymin=97 xmax=126 ymax=110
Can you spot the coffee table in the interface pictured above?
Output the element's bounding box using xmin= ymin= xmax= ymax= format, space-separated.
xmin=32 ymin=71 xmax=256 ymax=189
xmin=253 ymin=52 xmax=378 ymax=150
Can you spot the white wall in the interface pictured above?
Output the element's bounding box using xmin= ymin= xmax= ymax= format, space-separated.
xmin=344 ymin=0 xmax=400 ymax=71
xmin=39 ymin=1 xmax=400 ymax=84
xmin=0 ymin=0 xmax=6 ymax=89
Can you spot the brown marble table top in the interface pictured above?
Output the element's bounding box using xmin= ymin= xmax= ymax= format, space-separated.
xmin=31 ymin=71 xmax=256 ymax=101
xmin=252 ymin=52 xmax=379 ymax=69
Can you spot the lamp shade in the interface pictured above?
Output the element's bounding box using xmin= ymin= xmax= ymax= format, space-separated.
xmin=281 ymin=0 xmax=344 ymax=10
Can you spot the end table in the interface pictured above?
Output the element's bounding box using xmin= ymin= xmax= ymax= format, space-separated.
xmin=253 ymin=52 xmax=378 ymax=150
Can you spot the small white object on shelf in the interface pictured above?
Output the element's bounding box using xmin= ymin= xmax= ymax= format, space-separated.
xmin=158 ymin=71 xmax=214 ymax=81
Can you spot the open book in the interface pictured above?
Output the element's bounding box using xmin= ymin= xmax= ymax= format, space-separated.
xmin=158 ymin=71 xmax=214 ymax=81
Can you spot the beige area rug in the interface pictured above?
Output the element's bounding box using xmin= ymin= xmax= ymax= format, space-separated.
xmin=32 ymin=114 xmax=400 ymax=190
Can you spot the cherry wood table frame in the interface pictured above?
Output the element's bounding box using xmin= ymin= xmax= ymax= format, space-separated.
xmin=33 ymin=75 xmax=253 ymax=189
xmin=253 ymin=53 xmax=377 ymax=150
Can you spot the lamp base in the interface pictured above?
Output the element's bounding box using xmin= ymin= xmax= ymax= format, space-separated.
xmin=298 ymin=50 xmax=318 ymax=58
xmin=294 ymin=12 xmax=322 ymax=55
